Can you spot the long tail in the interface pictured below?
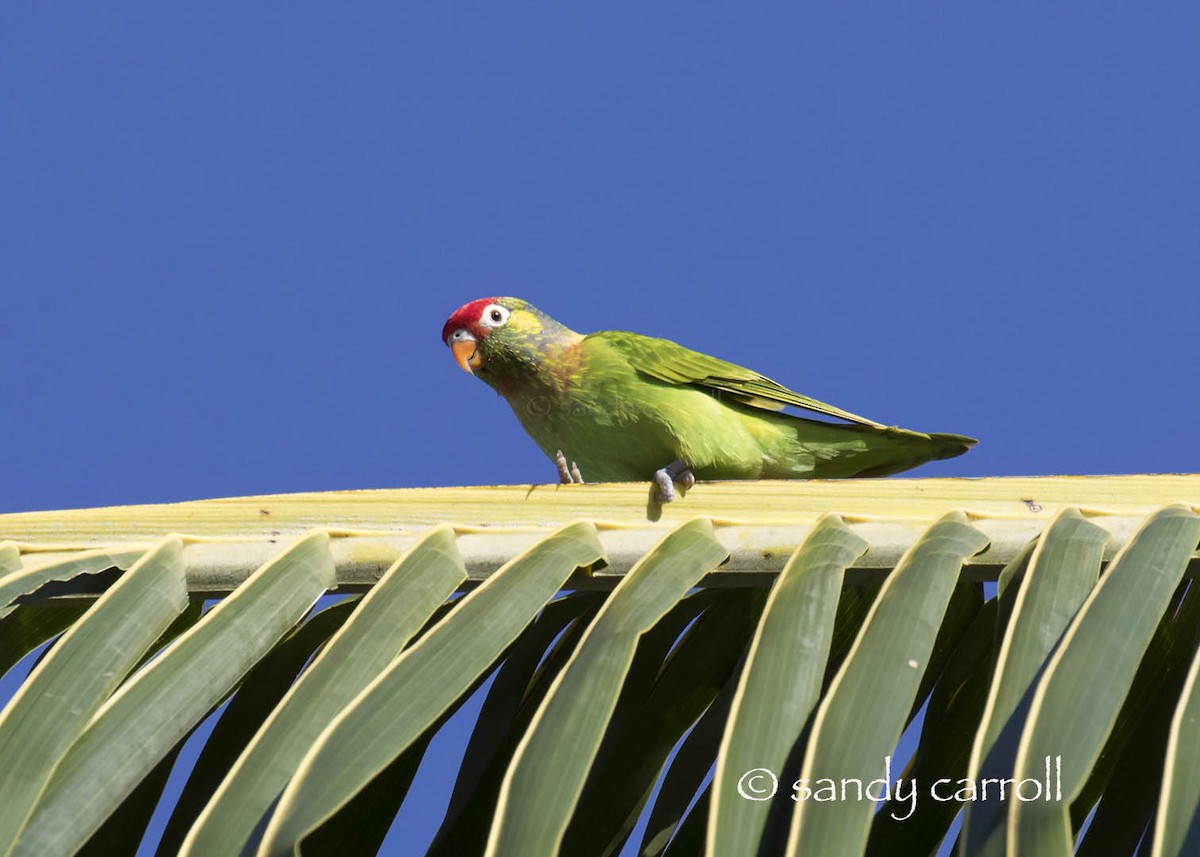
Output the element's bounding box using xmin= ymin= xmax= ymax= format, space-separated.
xmin=770 ymin=414 xmax=978 ymax=479
xmin=831 ymin=427 xmax=976 ymax=478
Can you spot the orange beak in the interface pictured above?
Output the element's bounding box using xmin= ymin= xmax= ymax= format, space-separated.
xmin=450 ymin=334 xmax=483 ymax=374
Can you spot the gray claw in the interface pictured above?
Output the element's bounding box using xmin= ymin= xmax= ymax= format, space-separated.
xmin=556 ymin=451 xmax=585 ymax=485
xmin=555 ymin=450 xmax=573 ymax=485
xmin=653 ymin=459 xmax=694 ymax=503
xmin=653 ymin=468 xmax=676 ymax=503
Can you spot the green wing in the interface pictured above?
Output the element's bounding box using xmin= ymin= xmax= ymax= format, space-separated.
xmin=589 ymin=330 xmax=886 ymax=428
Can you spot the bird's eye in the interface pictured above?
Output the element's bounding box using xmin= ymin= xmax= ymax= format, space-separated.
xmin=481 ymin=304 xmax=510 ymax=327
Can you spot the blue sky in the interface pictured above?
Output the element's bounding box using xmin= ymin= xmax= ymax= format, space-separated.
xmin=2 ymin=3 xmax=1198 ymax=854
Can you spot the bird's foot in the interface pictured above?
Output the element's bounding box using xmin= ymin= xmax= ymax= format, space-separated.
xmin=653 ymin=460 xmax=694 ymax=504
xmin=555 ymin=450 xmax=585 ymax=485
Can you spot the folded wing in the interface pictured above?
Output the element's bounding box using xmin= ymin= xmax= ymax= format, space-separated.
xmin=589 ymin=330 xmax=886 ymax=428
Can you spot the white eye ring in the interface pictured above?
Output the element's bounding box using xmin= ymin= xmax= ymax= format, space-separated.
xmin=480 ymin=304 xmax=510 ymax=327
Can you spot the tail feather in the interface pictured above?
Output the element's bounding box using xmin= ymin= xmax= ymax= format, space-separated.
xmin=841 ymin=428 xmax=977 ymax=477
xmin=772 ymin=411 xmax=978 ymax=479
xmin=927 ymin=432 xmax=978 ymax=462
xmin=750 ymin=408 xmax=977 ymax=479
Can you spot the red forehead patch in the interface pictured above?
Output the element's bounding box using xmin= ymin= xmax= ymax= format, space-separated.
xmin=441 ymin=297 xmax=501 ymax=344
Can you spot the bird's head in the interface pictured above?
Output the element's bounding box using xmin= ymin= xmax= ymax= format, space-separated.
xmin=441 ymin=297 xmax=579 ymax=385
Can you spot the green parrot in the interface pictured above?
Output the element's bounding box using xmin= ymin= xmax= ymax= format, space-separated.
xmin=441 ymin=297 xmax=975 ymax=502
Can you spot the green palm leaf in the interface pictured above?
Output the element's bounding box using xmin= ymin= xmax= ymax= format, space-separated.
xmin=0 ymin=474 xmax=1197 ymax=856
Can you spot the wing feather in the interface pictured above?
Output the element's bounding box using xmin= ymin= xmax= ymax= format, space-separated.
xmin=588 ymin=330 xmax=885 ymax=428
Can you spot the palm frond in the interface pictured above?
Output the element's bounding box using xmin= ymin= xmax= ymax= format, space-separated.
xmin=1 ymin=474 xmax=1198 ymax=856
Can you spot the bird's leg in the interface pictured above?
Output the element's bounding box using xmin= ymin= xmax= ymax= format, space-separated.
xmin=653 ymin=459 xmax=695 ymax=504
xmin=555 ymin=450 xmax=585 ymax=485
xmin=555 ymin=450 xmax=572 ymax=484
